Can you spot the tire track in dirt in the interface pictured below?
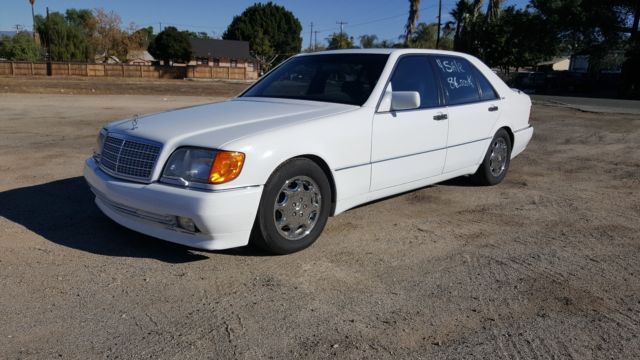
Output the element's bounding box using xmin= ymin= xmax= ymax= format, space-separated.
xmin=484 ymin=255 xmax=558 ymax=360
xmin=491 ymin=250 xmax=640 ymax=358
xmin=465 ymin=253 xmax=517 ymax=360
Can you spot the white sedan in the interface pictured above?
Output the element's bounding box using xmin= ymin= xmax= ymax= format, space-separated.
xmin=84 ymin=49 xmax=533 ymax=254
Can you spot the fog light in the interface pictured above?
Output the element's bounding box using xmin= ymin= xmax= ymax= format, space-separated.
xmin=176 ymin=216 xmax=197 ymax=232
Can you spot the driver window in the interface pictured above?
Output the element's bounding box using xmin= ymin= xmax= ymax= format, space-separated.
xmin=389 ymin=56 xmax=439 ymax=109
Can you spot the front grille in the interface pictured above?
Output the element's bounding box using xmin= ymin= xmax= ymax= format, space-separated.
xmin=99 ymin=134 xmax=161 ymax=182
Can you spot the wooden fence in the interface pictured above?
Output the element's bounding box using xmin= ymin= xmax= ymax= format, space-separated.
xmin=186 ymin=65 xmax=258 ymax=80
xmin=0 ymin=62 xmax=258 ymax=80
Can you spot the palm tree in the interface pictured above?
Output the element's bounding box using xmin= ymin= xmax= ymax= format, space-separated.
xmin=450 ymin=0 xmax=483 ymax=51
xmin=359 ymin=34 xmax=378 ymax=48
xmin=29 ymin=0 xmax=36 ymax=39
xmin=450 ymin=0 xmax=469 ymax=46
xmin=404 ymin=0 xmax=421 ymax=46
xmin=486 ymin=0 xmax=504 ymax=23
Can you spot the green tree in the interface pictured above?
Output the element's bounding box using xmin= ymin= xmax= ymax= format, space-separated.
xmin=65 ymin=9 xmax=95 ymax=29
xmin=530 ymin=0 xmax=627 ymax=70
xmin=480 ymin=6 xmax=558 ymax=71
xmin=452 ymin=0 xmax=484 ymax=55
xmin=183 ymin=31 xmax=211 ymax=40
xmin=408 ymin=22 xmax=437 ymax=48
xmin=327 ymin=32 xmax=354 ymax=49
xmin=0 ymin=32 xmax=41 ymax=61
xmin=148 ymin=26 xmax=192 ymax=63
xmin=359 ymin=34 xmax=378 ymax=48
xmin=378 ymin=39 xmax=399 ymax=48
xmin=223 ymin=2 xmax=302 ymax=69
xmin=252 ymin=29 xmax=278 ymax=67
xmin=35 ymin=11 xmax=93 ymax=61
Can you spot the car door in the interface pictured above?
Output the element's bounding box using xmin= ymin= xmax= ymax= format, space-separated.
xmin=370 ymin=55 xmax=448 ymax=191
xmin=430 ymin=56 xmax=502 ymax=173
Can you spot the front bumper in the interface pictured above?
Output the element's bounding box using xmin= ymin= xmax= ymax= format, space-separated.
xmin=83 ymin=158 xmax=263 ymax=250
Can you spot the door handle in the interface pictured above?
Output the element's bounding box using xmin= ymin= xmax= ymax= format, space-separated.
xmin=433 ymin=113 xmax=448 ymax=121
xmin=488 ymin=105 xmax=499 ymax=112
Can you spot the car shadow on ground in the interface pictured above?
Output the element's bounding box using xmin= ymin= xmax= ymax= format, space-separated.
xmin=439 ymin=176 xmax=478 ymax=187
xmin=0 ymin=177 xmax=216 ymax=263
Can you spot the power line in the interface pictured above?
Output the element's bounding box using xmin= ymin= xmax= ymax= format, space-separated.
xmin=312 ymin=1 xmax=455 ymax=35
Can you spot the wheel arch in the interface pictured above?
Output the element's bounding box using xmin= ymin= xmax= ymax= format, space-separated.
xmin=496 ymin=126 xmax=514 ymax=150
xmin=296 ymin=154 xmax=337 ymax=216
xmin=267 ymin=154 xmax=337 ymax=216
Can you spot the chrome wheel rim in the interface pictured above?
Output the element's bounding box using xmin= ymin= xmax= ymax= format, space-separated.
xmin=273 ymin=176 xmax=322 ymax=241
xmin=489 ymin=137 xmax=508 ymax=177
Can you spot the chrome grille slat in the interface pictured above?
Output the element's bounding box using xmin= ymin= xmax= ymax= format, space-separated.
xmin=98 ymin=134 xmax=161 ymax=182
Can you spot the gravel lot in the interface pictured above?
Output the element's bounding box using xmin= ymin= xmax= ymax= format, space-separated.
xmin=1 ymin=87 xmax=639 ymax=359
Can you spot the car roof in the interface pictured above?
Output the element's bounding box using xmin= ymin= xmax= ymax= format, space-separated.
xmin=296 ymin=48 xmax=467 ymax=57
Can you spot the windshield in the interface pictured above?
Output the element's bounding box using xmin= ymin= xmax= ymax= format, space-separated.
xmin=241 ymin=54 xmax=390 ymax=106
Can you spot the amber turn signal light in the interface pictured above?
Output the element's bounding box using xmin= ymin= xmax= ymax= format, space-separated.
xmin=208 ymin=151 xmax=245 ymax=184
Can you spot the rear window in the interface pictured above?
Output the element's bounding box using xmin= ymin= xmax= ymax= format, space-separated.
xmin=474 ymin=67 xmax=499 ymax=100
xmin=432 ymin=56 xmax=480 ymax=105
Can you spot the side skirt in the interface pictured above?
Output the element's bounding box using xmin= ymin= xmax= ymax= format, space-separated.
xmin=333 ymin=165 xmax=479 ymax=215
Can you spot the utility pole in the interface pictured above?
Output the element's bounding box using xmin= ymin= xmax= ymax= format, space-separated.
xmin=309 ymin=22 xmax=313 ymax=51
xmin=436 ymin=0 xmax=442 ymax=49
xmin=336 ymin=21 xmax=347 ymax=36
xmin=314 ymin=30 xmax=318 ymax=51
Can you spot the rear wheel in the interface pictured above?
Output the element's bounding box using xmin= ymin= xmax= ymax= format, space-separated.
xmin=471 ymin=129 xmax=512 ymax=186
xmin=252 ymin=158 xmax=331 ymax=254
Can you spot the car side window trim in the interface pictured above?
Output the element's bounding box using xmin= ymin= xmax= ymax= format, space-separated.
xmin=375 ymin=54 xmax=446 ymax=114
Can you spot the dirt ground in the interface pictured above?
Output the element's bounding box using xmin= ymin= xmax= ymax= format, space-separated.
xmin=0 ymin=79 xmax=639 ymax=359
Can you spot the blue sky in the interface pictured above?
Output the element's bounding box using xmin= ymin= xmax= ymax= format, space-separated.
xmin=2 ymin=0 xmax=529 ymax=47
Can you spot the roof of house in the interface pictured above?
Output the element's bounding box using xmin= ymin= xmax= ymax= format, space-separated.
xmin=189 ymin=39 xmax=253 ymax=60
xmin=128 ymin=50 xmax=155 ymax=62
xmin=537 ymin=57 xmax=569 ymax=66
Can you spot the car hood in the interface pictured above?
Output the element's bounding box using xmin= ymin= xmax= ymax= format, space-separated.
xmin=107 ymin=97 xmax=357 ymax=148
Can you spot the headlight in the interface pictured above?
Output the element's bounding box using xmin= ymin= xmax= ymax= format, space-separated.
xmin=93 ymin=128 xmax=107 ymax=160
xmin=161 ymin=148 xmax=245 ymax=185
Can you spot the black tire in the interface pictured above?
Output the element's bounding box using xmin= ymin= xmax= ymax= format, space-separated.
xmin=251 ymin=158 xmax=331 ymax=254
xmin=471 ymin=129 xmax=512 ymax=186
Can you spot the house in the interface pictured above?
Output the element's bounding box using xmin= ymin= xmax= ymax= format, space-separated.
xmin=94 ymin=54 xmax=121 ymax=64
xmin=188 ymin=38 xmax=258 ymax=73
xmin=127 ymin=50 xmax=155 ymax=66
xmin=569 ymin=51 xmax=625 ymax=74
xmin=536 ymin=57 xmax=570 ymax=72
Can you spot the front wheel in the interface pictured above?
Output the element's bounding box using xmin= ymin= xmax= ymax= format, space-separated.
xmin=471 ymin=129 xmax=512 ymax=186
xmin=252 ymin=158 xmax=331 ymax=254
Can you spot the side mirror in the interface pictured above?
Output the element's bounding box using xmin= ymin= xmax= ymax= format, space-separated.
xmin=390 ymin=91 xmax=421 ymax=111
